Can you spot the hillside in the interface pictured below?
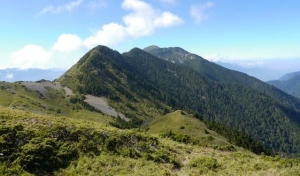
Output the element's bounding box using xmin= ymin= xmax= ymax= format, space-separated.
xmin=1 ymin=107 xmax=300 ymax=176
xmin=144 ymin=110 xmax=230 ymax=146
xmin=144 ymin=45 xmax=300 ymax=109
xmin=58 ymin=45 xmax=300 ymax=156
xmin=268 ymin=74 xmax=300 ymax=98
xmin=0 ymin=80 xmax=114 ymax=125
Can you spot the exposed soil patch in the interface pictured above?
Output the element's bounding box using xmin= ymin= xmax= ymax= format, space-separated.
xmin=21 ymin=81 xmax=63 ymax=96
xmin=64 ymin=87 xmax=74 ymax=96
xmin=84 ymin=95 xmax=129 ymax=121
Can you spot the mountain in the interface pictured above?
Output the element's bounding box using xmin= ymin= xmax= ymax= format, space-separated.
xmin=58 ymin=45 xmax=300 ymax=156
xmin=0 ymin=68 xmax=65 ymax=82
xmin=216 ymin=61 xmax=284 ymax=81
xmin=268 ymin=73 xmax=300 ymax=98
xmin=144 ymin=45 xmax=300 ymax=110
xmin=279 ymin=71 xmax=300 ymax=81
xmin=3 ymin=45 xmax=300 ymax=175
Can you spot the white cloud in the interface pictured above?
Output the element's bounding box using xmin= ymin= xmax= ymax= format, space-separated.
xmin=6 ymin=0 xmax=183 ymax=70
xmin=39 ymin=0 xmax=83 ymax=15
xmin=154 ymin=12 xmax=183 ymax=27
xmin=53 ymin=34 xmax=83 ymax=53
xmin=84 ymin=23 xmax=126 ymax=49
xmin=84 ymin=0 xmax=183 ymax=48
xmin=10 ymin=45 xmax=52 ymax=69
xmin=190 ymin=2 xmax=214 ymax=24
xmin=5 ymin=73 xmax=13 ymax=79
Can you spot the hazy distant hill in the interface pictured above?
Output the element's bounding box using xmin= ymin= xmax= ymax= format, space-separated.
xmin=216 ymin=61 xmax=283 ymax=81
xmin=58 ymin=45 xmax=300 ymax=156
xmin=0 ymin=68 xmax=65 ymax=82
xmin=268 ymin=72 xmax=300 ymax=98
xmin=279 ymin=71 xmax=300 ymax=81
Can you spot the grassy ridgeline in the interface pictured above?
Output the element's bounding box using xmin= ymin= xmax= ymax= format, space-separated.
xmin=1 ymin=108 xmax=300 ymax=175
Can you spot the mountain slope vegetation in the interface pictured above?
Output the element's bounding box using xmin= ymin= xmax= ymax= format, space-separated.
xmin=144 ymin=110 xmax=230 ymax=146
xmin=58 ymin=45 xmax=300 ymax=156
xmin=144 ymin=45 xmax=300 ymax=109
xmin=1 ymin=107 xmax=300 ymax=176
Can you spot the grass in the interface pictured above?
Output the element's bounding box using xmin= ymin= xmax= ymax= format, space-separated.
xmin=144 ymin=110 xmax=230 ymax=146
xmin=1 ymin=107 xmax=300 ymax=175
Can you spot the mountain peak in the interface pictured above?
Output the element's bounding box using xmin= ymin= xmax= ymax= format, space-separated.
xmin=143 ymin=45 xmax=160 ymax=52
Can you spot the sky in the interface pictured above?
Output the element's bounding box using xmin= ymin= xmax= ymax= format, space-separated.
xmin=1 ymin=0 xmax=300 ymax=71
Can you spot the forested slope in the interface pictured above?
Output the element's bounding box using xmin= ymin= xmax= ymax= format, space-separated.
xmin=59 ymin=45 xmax=300 ymax=156
xmin=144 ymin=46 xmax=300 ymax=109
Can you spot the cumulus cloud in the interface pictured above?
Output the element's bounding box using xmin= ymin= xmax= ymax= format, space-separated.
xmin=190 ymin=2 xmax=214 ymax=24
xmin=83 ymin=0 xmax=183 ymax=49
xmin=49 ymin=0 xmax=183 ymax=52
xmin=10 ymin=45 xmax=52 ymax=69
xmin=39 ymin=0 xmax=83 ymax=15
xmin=84 ymin=23 xmax=126 ymax=49
xmin=7 ymin=0 xmax=183 ymax=69
xmin=53 ymin=34 xmax=83 ymax=53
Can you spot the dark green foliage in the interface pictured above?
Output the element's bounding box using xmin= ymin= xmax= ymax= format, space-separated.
xmin=59 ymin=45 xmax=300 ymax=156
xmin=144 ymin=46 xmax=300 ymax=109
xmin=189 ymin=157 xmax=220 ymax=170
xmin=124 ymin=48 xmax=300 ymax=156
xmin=212 ymin=145 xmax=236 ymax=152
xmin=109 ymin=117 xmax=144 ymax=129
xmin=0 ymin=116 xmax=182 ymax=175
xmin=161 ymin=130 xmax=198 ymax=145
xmin=205 ymin=121 xmax=271 ymax=155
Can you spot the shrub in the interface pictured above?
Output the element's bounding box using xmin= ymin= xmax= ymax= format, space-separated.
xmin=189 ymin=157 xmax=220 ymax=172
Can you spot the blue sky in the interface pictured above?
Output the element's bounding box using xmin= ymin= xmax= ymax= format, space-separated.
xmin=1 ymin=0 xmax=300 ymax=70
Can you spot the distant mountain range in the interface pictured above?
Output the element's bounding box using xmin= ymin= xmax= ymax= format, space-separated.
xmin=215 ymin=62 xmax=285 ymax=81
xmin=278 ymin=71 xmax=300 ymax=81
xmin=0 ymin=68 xmax=65 ymax=82
xmin=268 ymin=71 xmax=300 ymax=98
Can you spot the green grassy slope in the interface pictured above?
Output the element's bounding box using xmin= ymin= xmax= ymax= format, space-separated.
xmin=58 ymin=46 xmax=171 ymax=121
xmin=0 ymin=81 xmax=113 ymax=125
xmin=144 ymin=110 xmax=230 ymax=146
xmin=1 ymin=107 xmax=300 ymax=176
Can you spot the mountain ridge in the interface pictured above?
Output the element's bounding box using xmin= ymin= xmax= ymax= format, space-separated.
xmin=144 ymin=45 xmax=300 ymax=109
xmin=58 ymin=45 xmax=300 ymax=156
